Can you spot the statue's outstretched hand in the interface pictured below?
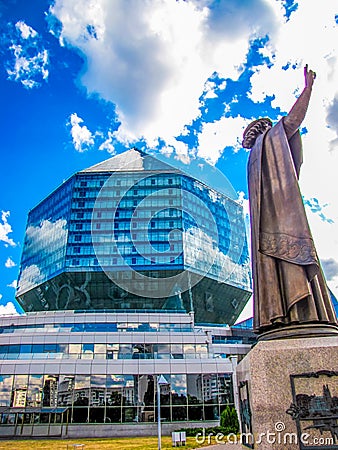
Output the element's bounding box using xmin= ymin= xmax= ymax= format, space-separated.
xmin=304 ymin=64 xmax=316 ymax=88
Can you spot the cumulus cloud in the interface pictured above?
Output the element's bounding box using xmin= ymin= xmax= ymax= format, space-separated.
xmin=7 ymin=280 xmax=17 ymax=289
xmin=0 ymin=300 xmax=19 ymax=316
xmin=0 ymin=211 xmax=16 ymax=247
xmin=48 ymin=0 xmax=279 ymax=154
xmin=68 ymin=113 xmax=95 ymax=152
xmin=4 ymin=20 xmax=49 ymax=89
xmin=5 ymin=257 xmax=16 ymax=268
xmin=197 ymin=116 xmax=247 ymax=164
xmin=15 ymin=20 xmax=38 ymax=39
xmin=326 ymin=94 xmax=338 ymax=151
xmin=322 ymin=258 xmax=338 ymax=281
xmin=98 ymin=131 xmax=115 ymax=154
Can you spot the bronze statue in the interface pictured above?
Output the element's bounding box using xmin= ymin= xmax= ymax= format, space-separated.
xmin=243 ymin=65 xmax=338 ymax=339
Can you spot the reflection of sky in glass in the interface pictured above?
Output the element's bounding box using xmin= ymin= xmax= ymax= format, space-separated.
xmin=91 ymin=375 xmax=106 ymax=387
xmin=0 ymin=375 xmax=13 ymax=406
xmin=171 ymin=374 xmax=187 ymax=396
xmin=75 ymin=375 xmax=90 ymax=389
xmin=155 ymin=151 xmax=237 ymax=200
xmin=17 ymin=178 xmax=74 ymax=296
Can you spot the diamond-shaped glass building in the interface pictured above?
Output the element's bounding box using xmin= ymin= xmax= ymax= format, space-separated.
xmin=0 ymin=149 xmax=254 ymax=438
xmin=17 ymin=148 xmax=251 ymax=324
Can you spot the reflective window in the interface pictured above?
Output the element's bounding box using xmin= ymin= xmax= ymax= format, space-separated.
xmin=0 ymin=372 xmax=233 ymax=424
xmin=0 ymin=375 xmax=13 ymax=407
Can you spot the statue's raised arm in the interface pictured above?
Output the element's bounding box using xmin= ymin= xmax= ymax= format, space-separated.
xmin=283 ymin=64 xmax=316 ymax=143
xmin=244 ymin=65 xmax=338 ymax=340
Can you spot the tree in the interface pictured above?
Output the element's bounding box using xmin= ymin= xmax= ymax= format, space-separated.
xmin=220 ymin=405 xmax=239 ymax=434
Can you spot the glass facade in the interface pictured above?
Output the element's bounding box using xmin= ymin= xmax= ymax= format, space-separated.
xmin=0 ymin=373 xmax=233 ymax=424
xmin=16 ymin=148 xmax=251 ymax=324
xmin=0 ymin=342 xmax=209 ymax=360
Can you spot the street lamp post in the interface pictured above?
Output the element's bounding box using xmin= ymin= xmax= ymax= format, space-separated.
xmin=157 ymin=374 xmax=168 ymax=450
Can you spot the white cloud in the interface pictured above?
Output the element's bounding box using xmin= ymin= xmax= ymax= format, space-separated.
xmin=15 ymin=20 xmax=38 ymax=39
xmin=98 ymin=131 xmax=115 ymax=154
xmin=7 ymin=280 xmax=17 ymax=289
xmin=6 ymin=21 xmax=49 ymax=89
xmin=5 ymin=257 xmax=16 ymax=268
xmin=0 ymin=301 xmax=19 ymax=316
xmin=68 ymin=113 xmax=95 ymax=152
xmin=49 ymin=0 xmax=278 ymax=152
xmin=235 ymin=297 xmax=253 ymax=324
xmin=0 ymin=211 xmax=16 ymax=247
xmin=197 ymin=116 xmax=247 ymax=164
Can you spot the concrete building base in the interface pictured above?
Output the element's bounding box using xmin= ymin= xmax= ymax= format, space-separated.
xmin=236 ymin=336 xmax=338 ymax=450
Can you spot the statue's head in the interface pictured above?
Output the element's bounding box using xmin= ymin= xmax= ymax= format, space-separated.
xmin=242 ymin=118 xmax=272 ymax=149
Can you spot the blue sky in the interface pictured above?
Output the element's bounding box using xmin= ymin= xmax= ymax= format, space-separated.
xmin=0 ymin=0 xmax=338 ymax=321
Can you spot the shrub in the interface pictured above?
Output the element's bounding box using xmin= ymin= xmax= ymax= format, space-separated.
xmin=220 ymin=405 xmax=239 ymax=434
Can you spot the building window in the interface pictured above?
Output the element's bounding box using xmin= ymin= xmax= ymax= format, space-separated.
xmin=96 ymin=223 xmax=101 ymax=230
xmin=132 ymin=257 xmax=136 ymax=265
xmin=74 ymin=236 xmax=82 ymax=242
xmin=80 ymin=181 xmax=87 ymax=187
xmin=77 ymin=213 xmax=84 ymax=219
xmin=76 ymin=223 xmax=83 ymax=230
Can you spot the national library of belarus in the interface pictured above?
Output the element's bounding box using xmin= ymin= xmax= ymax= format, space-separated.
xmin=0 ymin=149 xmax=255 ymax=438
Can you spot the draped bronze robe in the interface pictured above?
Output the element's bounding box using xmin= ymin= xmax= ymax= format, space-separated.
xmin=248 ymin=119 xmax=337 ymax=333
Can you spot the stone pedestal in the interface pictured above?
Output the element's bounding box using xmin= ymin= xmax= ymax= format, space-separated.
xmin=236 ymin=337 xmax=338 ymax=450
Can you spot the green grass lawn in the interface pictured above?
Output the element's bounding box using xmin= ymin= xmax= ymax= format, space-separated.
xmin=0 ymin=436 xmax=216 ymax=450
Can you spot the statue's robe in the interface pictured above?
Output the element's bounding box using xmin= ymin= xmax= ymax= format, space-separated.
xmin=248 ymin=119 xmax=337 ymax=333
